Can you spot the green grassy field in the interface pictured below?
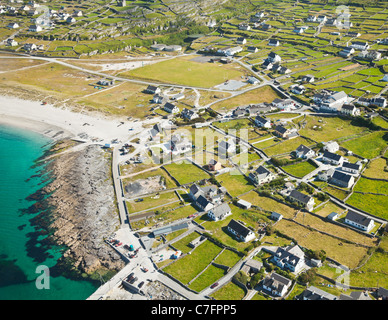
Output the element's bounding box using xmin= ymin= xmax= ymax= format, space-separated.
xmin=216 ymin=170 xmax=254 ymax=197
xmin=363 ymin=158 xmax=388 ymax=180
xmin=340 ymin=131 xmax=388 ymax=159
xmin=119 ymin=55 xmax=247 ymax=88
xmin=211 ymin=86 xmax=282 ymax=113
xmin=210 ymin=281 xmax=246 ymax=300
xmin=163 ymin=160 xmax=210 ymax=185
xmin=188 ymin=265 xmax=226 ymax=292
xmin=346 ymin=193 xmax=388 ymax=220
xmin=282 ymin=161 xmax=318 ymax=178
xmin=163 ymin=240 xmax=223 ymax=285
xmin=299 ymin=116 xmax=366 ymax=142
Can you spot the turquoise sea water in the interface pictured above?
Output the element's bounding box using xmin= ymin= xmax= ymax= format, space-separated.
xmin=0 ymin=124 xmax=97 ymax=300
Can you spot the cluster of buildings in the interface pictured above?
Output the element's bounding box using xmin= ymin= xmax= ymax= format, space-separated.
xmin=262 ymin=52 xmax=291 ymax=75
xmin=2 ymin=1 xmax=85 ymax=33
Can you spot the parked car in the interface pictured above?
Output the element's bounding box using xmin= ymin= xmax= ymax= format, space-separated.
xmin=138 ymin=281 xmax=144 ymax=288
xmin=210 ymin=282 xmax=219 ymax=289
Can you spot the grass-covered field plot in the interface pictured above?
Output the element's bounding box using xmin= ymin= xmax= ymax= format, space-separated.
xmin=211 ymin=86 xmax=282 ymax=113
xmin=275 ymin=219 xmax=369 ymax=269
xmin=214 ymin=249 xmax=242 ymax=268
xmin=188 ymin=265 xmax=227 ymax=292
xmin=119 ymin=55 xmax=247 ymax=88
xmin=262 ymin=136 xmax=315 ymax=157
xmin=122 ymin=168 xmax=178 ymax=194
xmin=294 ymin=212 xmax=377 ymax=247
xmin=210 ymin=281 xmax=246 ymax=300
xmin=0 ymin=63 xmax=97 ymax=98
xmin=353 ymin=177 xmax=388 ymax=195
xmin=363 ymin=158 xmax=388 ymax=180
xmin=78 ymin=82 xmax=153 ymax=119
xmin=197 ymin=204 xmax=268 ymax=251
xmin=163 ymin=240 xmax=223 ymax=285
xmin=216 ymin=170 xmax=254 ymax=197
xmin=313 ymin=201 xmax=346 ymax=218
xmin=281 ymin=161 xmax=318 ymax=178
xmin=340 ymin=131 xmax=388 ymax=159
xmin=0 ymin=58 xmax=47 ymax=72
xmin=349 ymin=251 xmax=388 ymax=289
xmin=213 ymin=118 xmax=261 ymax=140
xmin=126 ymin=191 xmax=180 ymax=214
xmin=163 ymin=160 xmax=210 ymax=185
xmin=346 ymin=193 xmax=388 ymax=220
xmin=298 ymin=115 xmax=366 ymax=142
xmin=240 ymin=191 xmax=297 ymax=219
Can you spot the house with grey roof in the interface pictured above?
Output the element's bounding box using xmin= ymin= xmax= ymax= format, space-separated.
xmin=340 ymin=104 xmax=360 ymax=117
xmin=262 ymin=272 xmax=292 ymax=297
xmin=145 ymin=85 xmax=161 ymax=95
xmin=339 ymin=291 xmax=372 ymax=300
xmin=273 ymin=244 xmax=306 ymax=274
xmin=341 ymin=162 xmax=361 ymax=175
xmin=322 ymin=151 xmax=344 ymax=166
xmin=163 ymin=102 xmax=179 ymax=114
xmin=330 ymin=170 xmax=355 ymax=188
xmin=270 ymin=212 xmax=283 ymax=221
xmin=181 ymin=108 xmax=199 ymax=121
xmin=227 ymin=219 xmax=255 ymax=242
xmin=248 ymin=165 xmax=276 ymax=185
xmin=195 ymin=195 xmax=214 ymax=212
xmin=254 ymin=115 xmax=271 ymax=128
xmin=294 ymin=144 xmax=315 ymax=159
xmin=207 ymin=202 xmax=232 ymax=221
xmin=344 ymin=210 xmax=375 ymax=233
xmin=319 ymin=91 xmax=349 ymax=113
xmin=288 ymin=189 xmax=315 ymax=211
xmin=300 ymin=286 xmax=337 ymax=300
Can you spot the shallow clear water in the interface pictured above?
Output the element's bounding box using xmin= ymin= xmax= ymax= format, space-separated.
xmin=0 ymin=124 xmax=97 ymax=300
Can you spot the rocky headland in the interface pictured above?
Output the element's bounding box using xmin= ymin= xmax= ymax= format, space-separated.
xmin=39 ymin=140 xmax=125 ymax=278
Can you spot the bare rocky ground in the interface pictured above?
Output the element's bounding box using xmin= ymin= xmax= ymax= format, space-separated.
xmin=105 ymin=280 xmax=186 ymax=300
xmin=43 ymin=142 xmax=125 ymax=274
xmin=124 ymin=175 xmax=167 ymax=198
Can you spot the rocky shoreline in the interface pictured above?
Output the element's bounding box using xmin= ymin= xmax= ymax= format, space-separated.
xmin=31 ymin=140 xmax=125 ymax=280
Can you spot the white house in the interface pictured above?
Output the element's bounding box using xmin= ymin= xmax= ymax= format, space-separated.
xmin=268 ymin=39 xmax=280 ymax=47
xmin=317 ymin=15 xmax=327 ymax=23
xmin=345 ymin=210 xmax=375 ymax=233
xmin=273 ymin=245 xmax=305 ymax=274
xmin=307 ymin=15 xmax=317 ymax=22
xmin=339 ymin=46 xmax=355 ymax=58
xmin=272 ymin=98 xmax=296 ymax=111
xmin=319 ymin=91 xmax=349 ymax=113
xmin=341 ymin=162 xmax=362 ymax=175
xmin=340 ymin=104 xmax=360 ymax=117
xmin=7 ymin=22 xmax=19 ymax=29
xmin=254 ymin=115 xmax=271 ymax=128
xmin=207 ymin=203 xmax=232 ymax=222
xmin=291 ymin=84 xmax=306 ymax=95
xmin=163 ymin=102 xmax=179 ymax=114
xmin=322 ymin=151 xmax=344 ymax=166
xmin=294 ymin=144 xmax=315 ymax=159
xmin=350 ymin=41 xmax=370 ymax=51
xmin=181 ymin=108 xmax=199 ymax=121
xmin=330 ymin=170 xmax=355 ymax=188
xmin=262 ymin=272 xmax=292 ymax=297
xmin=288 ymin=189 xmax=315 ymax=211
xmin=267 ymin=52 xmax=281 ymax=63
xmin=28 ymin=24 xmax=42 ymax=32
xmin=248 ymin=165 xmax=276 ymax=185
xmin=323 ymin=141 xmax=339 ymax=153
xmin=227 ymin=219 xmax=255 ymax=242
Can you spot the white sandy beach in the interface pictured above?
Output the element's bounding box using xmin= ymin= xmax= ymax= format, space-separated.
xmin=0 ymin=95 xmax=148 ymax=144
